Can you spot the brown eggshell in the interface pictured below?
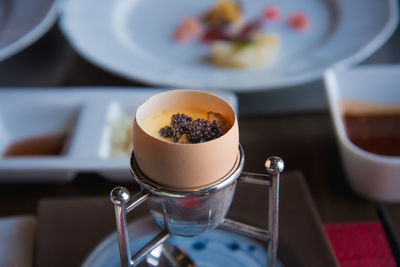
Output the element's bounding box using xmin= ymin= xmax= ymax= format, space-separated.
xmin=132 ymin=90 xmax=239 ymax=190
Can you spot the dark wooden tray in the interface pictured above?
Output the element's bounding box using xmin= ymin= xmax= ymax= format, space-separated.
xmin=35 ymin=170 xmax=338 ymax=267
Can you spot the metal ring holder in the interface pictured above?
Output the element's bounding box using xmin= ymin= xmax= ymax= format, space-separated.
xmin=110 ymin=145 xmax=284 ymax=267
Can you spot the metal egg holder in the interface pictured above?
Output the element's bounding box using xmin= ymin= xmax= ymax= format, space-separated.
xmin=110 ymin=145 xmax=284 ymax=267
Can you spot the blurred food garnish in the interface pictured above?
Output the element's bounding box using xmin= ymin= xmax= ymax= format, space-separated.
xmin=173 ymin=16 xmax=204 ymax=43
xmin=110 ymin=116 xmax=132 ymax=157
xmin=211 ymin=33 xmax=280 ymax=68
xmin=263 ymin=6 xmax=281 ymax=22
xmin=172 ymin=1 xmax=311 ymax=68
xmin=202 ymin=0 xmax=243 ymax=27
xmin=288 ymin=11 xmax=311 ymax=32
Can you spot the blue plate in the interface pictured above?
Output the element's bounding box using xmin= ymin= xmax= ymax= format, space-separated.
xmin=82 ymin=216 xmax=283 ymax=267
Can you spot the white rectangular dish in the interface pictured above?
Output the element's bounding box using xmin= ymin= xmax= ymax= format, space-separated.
xmin=325 ymin=65 xmax=400 ymax=202
xmin=0 ymin=88 xmax=238 ymax=183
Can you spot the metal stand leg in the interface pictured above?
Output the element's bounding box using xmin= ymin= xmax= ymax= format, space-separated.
xmin=220 ymin=218 xmax=270 ymax=241
xmin=110 ymin=187 xmax=170 ymax=267
xmin=220 ymin=157 xmax=284 ymax=267
xmin=110 ymin=156 xmax=283 ymax=267
xmin=266 ymin=157 xmax=283 ymax=267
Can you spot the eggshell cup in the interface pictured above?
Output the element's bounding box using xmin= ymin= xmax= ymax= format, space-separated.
xmin=132 ymin=90 xmax=239 ymax=190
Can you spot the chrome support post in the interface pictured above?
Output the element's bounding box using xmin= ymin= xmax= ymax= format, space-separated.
xmin=220 ymin=218 xmax=270 ymax=241
xmin=222 ymin=156 xmax=284 ymax=267
xmin=110 ymin=187 xmax=133 ymax=267
xmin=110 ymin=187 xmax=152 ymax=267
xmin=265 ymin=157 xmax=284 ymax=267
xmin=238 ymin=172 xmax=271 ymax=186
xmin=132 ymin=230 xmax=171 ymax=264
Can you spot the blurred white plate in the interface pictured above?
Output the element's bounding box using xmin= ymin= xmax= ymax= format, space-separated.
xmin=59 ymin=0 xmax=398 ymax=91
xmin=0 ymin=0 xmax=58 ymax=61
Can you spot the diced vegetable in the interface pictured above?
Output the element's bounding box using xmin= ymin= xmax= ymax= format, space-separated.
xmin=288 ymin=11 xmax=311 ymax=31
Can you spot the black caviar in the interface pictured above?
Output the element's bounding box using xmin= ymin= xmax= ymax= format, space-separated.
xmin=170 ymin=113 xmax=192 ymax=142
xmin=159 ymin=113 xmax=224 ymax=144
xmin=188 ymin=119 xmax=222 ymax=143
xmin=159 ymin=126 xmax=173 ymax=138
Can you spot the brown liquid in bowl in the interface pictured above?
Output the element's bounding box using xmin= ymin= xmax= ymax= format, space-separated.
xmin=3 ymin=133 xmax=66 ymax=157
xmin=343 ymin=110 xmax=400 ymax=157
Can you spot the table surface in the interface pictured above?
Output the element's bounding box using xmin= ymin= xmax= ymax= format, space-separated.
xmin=35 ymin=172 xmax=338 ymax=267
xmin=1 ymin=9 xmax=400 ymax=263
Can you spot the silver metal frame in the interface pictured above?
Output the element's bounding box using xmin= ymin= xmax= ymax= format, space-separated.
xmin=110 ymin=145 xmax=284 ymax=267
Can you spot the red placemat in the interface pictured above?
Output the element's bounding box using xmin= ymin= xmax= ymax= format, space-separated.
xmin=324 ymin=222 xmax=396 ymax=267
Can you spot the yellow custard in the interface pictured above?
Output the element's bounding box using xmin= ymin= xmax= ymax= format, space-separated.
xmin=141 ymin=109 xmax=208 ymax=142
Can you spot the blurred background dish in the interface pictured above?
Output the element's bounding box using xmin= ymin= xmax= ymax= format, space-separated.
xmin=0 ymin=0 xmax=57 ymax=61
xmin=325 ymin=65 xmax=400 ymax=202
xmin=59 ymin=0 xmax=398 ymax=91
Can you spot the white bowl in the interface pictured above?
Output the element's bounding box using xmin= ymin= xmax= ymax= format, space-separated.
xmin=325 ymin=65 xmax=400 ymax=202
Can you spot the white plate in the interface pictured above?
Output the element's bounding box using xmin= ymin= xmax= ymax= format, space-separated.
xmin=0 ymin=0 xmax=58 ymax=61
xmin=82 ymin=216 xmax=283 ymax=267
xmin=0 ymin=88 xmax=237 ymax=183
xmin=59 ymin=0 xmax=398 ymax=91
